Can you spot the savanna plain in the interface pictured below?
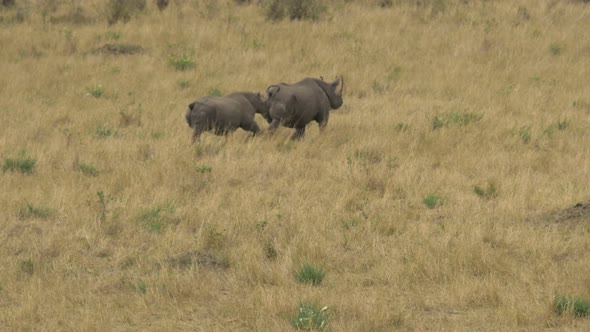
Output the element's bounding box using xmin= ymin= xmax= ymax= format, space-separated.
xmin=1 ymin=0 xmax=590 ymax=330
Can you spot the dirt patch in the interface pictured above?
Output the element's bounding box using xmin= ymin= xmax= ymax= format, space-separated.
xmin=551 ymin=201 xmax=590 ymax=223
xmin=93 ymin=43 xmax=144 ymax=56
xmin=166 ymin=250 xmax=229 ymax=270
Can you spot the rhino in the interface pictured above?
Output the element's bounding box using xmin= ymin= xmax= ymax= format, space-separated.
xmin=185 ymin=92 xmax=272 ymax=143
xmin=266 ymin=76 xmax=344 ymax=140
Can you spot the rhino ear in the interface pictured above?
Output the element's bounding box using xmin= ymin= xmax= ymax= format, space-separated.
xmin=330 ymin=79 xmax=340 ymax=89
xmin=267 ymin=85 xmax=280 ymax=98
xmin=188 ymin=102 xmax=196 ymax=110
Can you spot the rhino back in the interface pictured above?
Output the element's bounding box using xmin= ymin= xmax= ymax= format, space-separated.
xmin=208 ymin=97 xmax=248 ymax=128
xmin=269 ymin=84 xmax=323 ymax=127
xmin=290 ymin=82 xmax=330 ymax=113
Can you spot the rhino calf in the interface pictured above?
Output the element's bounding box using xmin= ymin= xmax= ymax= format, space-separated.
xmin=185 ymin=92 xmax=271 ymax=143
xmin=266 ymin=76 xmax=344 ymax=140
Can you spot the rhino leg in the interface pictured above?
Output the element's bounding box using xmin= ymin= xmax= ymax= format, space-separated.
xmin=267 ymin=118 xmax=281 ymax=134
xmin=316 ymin=111 xmax=329 ymax=134
xmin=241 ymin=121 xmax=260 ymax=136
xmin=191 ymin=127 xmax=203 ymax=144
xmin=291 ymin=127 xmax=306 ymax=140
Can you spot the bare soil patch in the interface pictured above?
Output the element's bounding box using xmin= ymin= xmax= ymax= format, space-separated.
xmin=93 ymin=43 xmax=144 ymax=56
xmin=551 ymin=201 xmax=590 ymax=223
xmin=166 ymin=250 xmax=229 ymax=270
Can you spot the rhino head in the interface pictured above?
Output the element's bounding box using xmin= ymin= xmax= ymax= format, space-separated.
xmin=317 ymin=76 xmax=344 ymax=110
xmin=248 ymin=92 xmax=272 ymax=124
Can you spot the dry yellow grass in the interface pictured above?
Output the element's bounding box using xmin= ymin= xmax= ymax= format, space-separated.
xmin=1 ymin=0 xmax=590 ymax=330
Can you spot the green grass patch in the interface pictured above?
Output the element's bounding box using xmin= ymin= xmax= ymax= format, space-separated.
xmin=19 ymin=259 xmax=34 ymax=276
xmin=554 ymin=294 xmax=590 ymax=317
xmin=17 ymin=202 xmax=54 ymax=220
xmin=291 ymin=303 xmax=330 ymax=330
xmin=3 ymin=150 xmax=36 ymax=174
xmin=137 ymin=202 xmax=177 ymax=233
xmin=396 ymin=122 xmax=410 ymax=132
xmin=95 ymin=125 xmax=114 ymax=138
xmin=543 ymin=119 xmax=569 ymax=138
xmin=549 ymin=43 xmax=562 ymax=56
xmin=194 ymin=165 xmax=212 ymax=173
xmin=423 ymin=194 xmax=443 ymax=209
xmin=87 ymin=85 xmax=105 ymax=98
xmin=473 ymin=181 xmax=498 ymax=200
xmin=517 ymin=126 xmax=531 ymax=144
xmin=79 ymin=163 xmax=98 ymax=176
xmin=432 ymin=111 xmax=483 ymax=129
xmin=169 ymin=54 xmax=195 ymax=71
xmin=209 ymin=87 xmax=222 ymax=96
xmin=295 ymin=263 xmax=325 ymax=286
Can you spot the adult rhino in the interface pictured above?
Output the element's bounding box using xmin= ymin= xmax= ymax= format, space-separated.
xmin=185 ymin=92 xmax=272 ymax=143
xmin=266 ymin=76 xmax=344 ymax=140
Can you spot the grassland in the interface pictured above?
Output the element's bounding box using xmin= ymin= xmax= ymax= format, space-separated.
xmin=1 ymin=0 xmax=590 ymax=330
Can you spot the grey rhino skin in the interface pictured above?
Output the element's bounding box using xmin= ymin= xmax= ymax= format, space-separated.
xmin=185 ymin=92 xmax=271 ymax=143
xmin=266 ymin=76 xmax=344 ymax=140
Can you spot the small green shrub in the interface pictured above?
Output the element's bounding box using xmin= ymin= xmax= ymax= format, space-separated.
xmin=543 ymin=119 xmax=569 ymax=138
xmin=517 ymin=126 xmax=531 ymax=144
xmin=137 ymin=202 xmax=176 ymax=233
xmin=474 ymin=181 xmax=497 ymax=200
xmin=295 ymin=263 xmax=325 ymax=286
xmin=87 ymin=85 xmax=105 ymax=98
xmin=291 ymin=303 xmax=330 ymax=330
xmin=396 ymin=122 xmax=410 ymax=132
xmin=557 ymin=119 xmax=569 ymax=130
xmin=17 ymin=202 xmax=54 ymax=220
xmin=554 ymin=294 xmax=590 ymax=317
xmin=169 ymin=54 xmax=195 ymax=71
xmin=95 ymin=125 xmax=114 ymax=138
xmin=549 ymin=43 xmax=562 ymax=56
xmin=209 ymin=88 xmax=222 ymax=97
xmin=423 ymin=194 xmax=442 ymax=209
xmin=80 ymin=163 xmax=98 ymax=176
xmin=3 ymin=150 xmax=36 ymax=174
xmin=194 ymin=165 xmax=212 ymax=173
xmin=19 ymin=259 xmax=34 ymax=276
xmin=97 ymin=191 xmax=113 ymax=223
